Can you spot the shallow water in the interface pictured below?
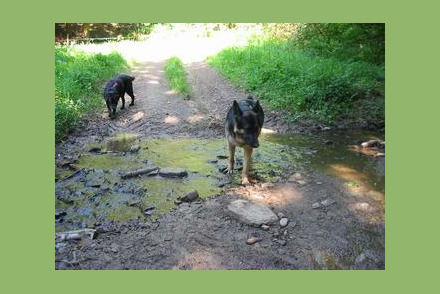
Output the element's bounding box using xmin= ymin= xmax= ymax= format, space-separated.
xmin=262 ymin=130 xmax=385 ymax=193
xmin=56 ymin=130 xmax=384 ymax=231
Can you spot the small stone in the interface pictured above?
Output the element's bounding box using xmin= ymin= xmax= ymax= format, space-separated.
xmin=246 ymin=236 xmax=263 ymax=245
xmin=316 ymin=181 xmax=322 ymax=185
xmin=128 ymin=199 xmax=141 ymax=207
xmin=129 ymin=145 xmax=141 ymax=153
xmin=277 ymin=212 xmax=285 ymax=219
xmin=142 ymin=206 xmax=156 ymax=216
xmin=355 ymin=253 xmax=366 ymax=264
xmin=207 ymin=159 xmax=218 ymax=164
xmin=180 ymin=190 xmax=199 ymax=202
xmin=88 ymin=147 xmax=102 ymax=153
xmin=278 ymin=240 xmax=287 ymax=246
xmin=280 ymin=218 xmax=289 ymax=227
xmin=110 ymin=243 xmax=119 ymax=253
xmin=55 ymin=210 xmax=66 ymax=219
xmin=376 ymin=152 xmax=385 ymax=157
xmin=321 ymin=199 xmax=335 ymax=207
xmin=288 ymin=172 xmax=306 ymax=185
xmin=261 ymin=224 xmax=270 ymax=231
xmin=361 ymin=140 xmax=380 ymax=148
xmin=312 ymin=202 xmax=321 ymax=209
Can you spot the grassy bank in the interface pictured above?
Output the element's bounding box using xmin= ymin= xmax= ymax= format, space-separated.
xmin=165 ymin=57 xmax=191 ymax=96
xmin=208 ymin=40 xmax=385 ymax=125
xmin=55 ymin=47 xmax=127 ymax=141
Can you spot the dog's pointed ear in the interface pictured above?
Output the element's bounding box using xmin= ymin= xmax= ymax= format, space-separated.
xmin=255 ymin=99 xmax=261 ymax=110
xmin=233 ymin=100 xmax=242 ymax=117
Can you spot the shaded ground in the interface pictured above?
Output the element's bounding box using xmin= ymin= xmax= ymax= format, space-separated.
xmin=55 ymin=60 xmax=385 ymax=270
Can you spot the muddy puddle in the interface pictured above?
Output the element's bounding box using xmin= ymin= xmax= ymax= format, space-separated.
xmin=55 ymin=130 xmax=384 ymax=232
xmin=262 ymin=130 xmax=385 ymax=193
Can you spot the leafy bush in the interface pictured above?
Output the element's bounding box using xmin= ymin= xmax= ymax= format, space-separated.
xmin=165 ymin=57 xmax=191 ymax=96
xmin=55 ymin=47 xmax=127 ymax=141
xmin=293 ymin=23 xmax=385 ymax=65
xmin=208 ymin=40 xmax=384 ymax=124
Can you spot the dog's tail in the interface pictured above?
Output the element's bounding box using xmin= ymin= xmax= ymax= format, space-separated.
xmin=130 ymin=76 xmax=135 ymax=81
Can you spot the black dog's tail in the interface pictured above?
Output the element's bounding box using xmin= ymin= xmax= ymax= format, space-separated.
xmin=130 ymin=76 xmax=135 ymax=81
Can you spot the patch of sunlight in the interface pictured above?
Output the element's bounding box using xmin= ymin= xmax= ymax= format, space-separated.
xmin=71 ymin=25 xmax=260 ymax=63
xmin=229 ymin=182 xmax=303 ymax=207
xmin=188 ymin=114 xmax=204 ymax=123
xmin=165 ymin=90 xmax=177 ymax=95
xmin=165 ymin=116 xmax=180 ymax=124
xmin=132 ymin=111 xmax=144 ymax=121
xmin=261 ymin=127 xmax=278 ymax=134
xmin=330 ymin=164 xmax=368 ymax=184
xmin=173 ymin=248 xmax=223 ymax=270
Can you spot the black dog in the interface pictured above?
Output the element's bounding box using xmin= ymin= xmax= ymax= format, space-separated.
xmin=225 ymin=95 xmax=264 ymax=184
xmin=103 ymin=74 xmax=135 ymax=119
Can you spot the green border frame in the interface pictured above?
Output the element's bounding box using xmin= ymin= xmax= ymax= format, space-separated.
xmin=4 ymin=0 xmax=437 ymax=292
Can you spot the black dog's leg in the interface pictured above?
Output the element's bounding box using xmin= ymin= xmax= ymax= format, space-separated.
xmin=120 ymin=95 xmax=125 ymax=110
xmin=106 ymin=100 xmax=112 ymax=118
xmin=127 ymin=84 xmax=135 ymax=106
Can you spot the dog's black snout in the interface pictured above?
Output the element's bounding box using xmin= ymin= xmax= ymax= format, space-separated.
xmin=253 ymin=142 xmax=259 ymax=148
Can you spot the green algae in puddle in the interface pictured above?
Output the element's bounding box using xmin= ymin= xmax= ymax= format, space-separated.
xmin=136 ymin=177 xmax=222 ymax=220
xmin=95 ymin=193 xmax=142 ymax=222
xmin=106 ymin=133 xmax=137 ymax=152
xmin=140 ymin=138 xmax=224 ymax=176
xmin=77 ymin=153 xmax=145 ymax=171
xmin=55 ymin=167 xmax=75 ymax=181
xmin=57 ymin=136 xmax=324 ymax=231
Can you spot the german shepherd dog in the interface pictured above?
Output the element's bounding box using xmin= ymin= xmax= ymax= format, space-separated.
xmin=103 ymin=74 xmax=135 ymax=119
xmin=225 ymin=95 xmax=264 ymax=184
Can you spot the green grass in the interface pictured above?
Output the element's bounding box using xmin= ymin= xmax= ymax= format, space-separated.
xmin=55 ymin=47 xmax=127 ymax=142
xmin=208 ymin=40 xmax=385 ymax=125
xmin=165 ymin=57 xmax=191 ymax=97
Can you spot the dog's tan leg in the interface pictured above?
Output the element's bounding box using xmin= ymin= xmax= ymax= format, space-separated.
xmin=227 ymin=141 xmax=235 ymax=174
xmin=242 ymin=147 xmax=253 ymax=185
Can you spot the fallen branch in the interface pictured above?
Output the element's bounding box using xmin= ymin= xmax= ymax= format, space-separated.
xmin=121 ymin=166 xmax=158 ymax=179
xmin=55 ymin=229 xmax=96 ymax=242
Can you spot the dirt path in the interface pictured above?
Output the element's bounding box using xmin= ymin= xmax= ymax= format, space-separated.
xmin=55 ymin=60 xmax=385 ymax=270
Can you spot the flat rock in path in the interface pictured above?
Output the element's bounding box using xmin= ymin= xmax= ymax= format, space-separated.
xmin=227 ymin=199 xmax=278 ymax=226
xmin=159 ymin=167 xmax=188 ymax=178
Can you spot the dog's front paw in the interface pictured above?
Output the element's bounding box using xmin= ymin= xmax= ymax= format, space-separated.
xmin=129 ymin=102 xmax=134 ymax=106
xmin=120 ymin=106 xmax=125 ymax=110
xmin=241 ymin=177 xmax=250 ymax=185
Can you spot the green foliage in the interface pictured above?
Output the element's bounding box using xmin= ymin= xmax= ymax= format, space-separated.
xmin=55 ymin=47 xmax=127 ymax=141
xmin=208 ymin=40 xmax=384 ymax=124
xmin=293 ymin=23 xmax=385 ymax=65
xmin=165 ymin=57 xmax=191 ymax=96
xmin=55 ymin=23 xmax=157 ymax=42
